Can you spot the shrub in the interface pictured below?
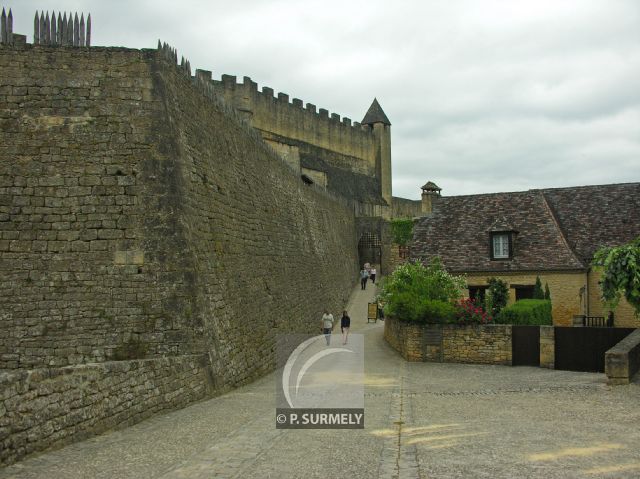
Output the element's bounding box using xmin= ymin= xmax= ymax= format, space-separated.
xmin=544 ymin=283 xmax=551 ymax=301
xmin=421 ymin=300 xmax=456 ymax=323
xmin=486 ymin=277 xmax=509 ymax=316
xmin=454 ymin=298 xmax=492 ymax=324
xmin=381 ymin=259 xmax=465 ymax=323
xmin=533 ymin=276 xmax=545 ymax=299
xmin=495 ymin=299 xmax=552 ymax=325
xmin=384 ymin=293 xmax=456 ymax=323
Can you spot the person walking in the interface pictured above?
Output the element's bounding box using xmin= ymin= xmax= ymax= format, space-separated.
xmin=321 ymin=310 xmax=334 ymax=346
xmin=359 ymin=268 xmax=369 ymax=290
xmin=370 ymin=267 xmax=377 ymax=284
xmin=340 ymin=310 xmax=351 ymax=345
xmin=377 ymin=299 xmax=385 ymax=321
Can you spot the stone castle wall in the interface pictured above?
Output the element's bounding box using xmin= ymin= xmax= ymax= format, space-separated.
xmin=155 ymin=54 xmax=359 ymax=387
xmin=0 ymin=44 xmax=358 ymax=372
xmin=391 ymin=196 xmax=422 ymax=219
xmin=213 ymin=76 xmax=388 ymax=206
xmin=0 ymin=45 xmax=199 ymax=369
xmin=0 ymin=355 xmax=212 ymax=466
xmin=214 ymin=75 xmax=377 ymax=171
xmin=0 ymin=43 xmax=359 ymax=462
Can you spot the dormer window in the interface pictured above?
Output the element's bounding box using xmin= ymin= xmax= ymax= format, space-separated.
xmin=488 ymin=217 xmax=518 ymax=261
xmin=491 ymin=233 xmax=511 ymax=259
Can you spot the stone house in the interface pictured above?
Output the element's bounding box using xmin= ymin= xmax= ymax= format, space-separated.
xmin=410 ymin=182 xmax=640 ymax=327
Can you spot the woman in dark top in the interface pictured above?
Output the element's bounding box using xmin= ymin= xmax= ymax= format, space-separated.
xmin=341 ymin=310 xmax=351 ymax=345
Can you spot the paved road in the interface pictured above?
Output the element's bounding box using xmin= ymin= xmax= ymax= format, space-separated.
xmin=2 ymin=280 xmax=640 ymax=478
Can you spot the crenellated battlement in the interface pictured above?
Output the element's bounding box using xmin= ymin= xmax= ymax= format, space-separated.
xmin=152 ymin=41 xmax=379 ymax=166
xmin=211 ymin=73 xmax=370 ymax=134
xmin=131 ymin=40 xmax=383 ymax=200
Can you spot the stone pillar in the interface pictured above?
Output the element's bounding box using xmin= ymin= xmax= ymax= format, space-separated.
xmin=539 ymin=326 xmax=555 ymax=368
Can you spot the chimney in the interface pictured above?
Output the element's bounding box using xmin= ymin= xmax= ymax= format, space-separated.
xmin=421 ymin=181 xmax=441 ymax=215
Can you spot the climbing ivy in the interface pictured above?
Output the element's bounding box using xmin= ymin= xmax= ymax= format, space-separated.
xmin=390 ymin=218 xmax=414 ymax=246
xmin=592 ymin=236 xmax=640 ymax=316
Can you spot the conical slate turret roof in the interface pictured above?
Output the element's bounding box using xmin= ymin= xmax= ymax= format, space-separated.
xmin=361 ymin=98 xmax=391 ymax=126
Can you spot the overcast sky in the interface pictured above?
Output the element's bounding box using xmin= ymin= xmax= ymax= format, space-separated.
xmin=11 ymin=1 xmax=640 ymax=199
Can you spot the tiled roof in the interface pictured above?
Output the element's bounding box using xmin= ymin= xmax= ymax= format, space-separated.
xmin=410 ymin=183 xmax=640 ymax=273
xmin=541 ymin=183 xmax=640 ymax=263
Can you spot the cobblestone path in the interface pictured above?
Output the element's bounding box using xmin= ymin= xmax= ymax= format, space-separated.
xmin=2 ymin=281 xmax=640 ymax=478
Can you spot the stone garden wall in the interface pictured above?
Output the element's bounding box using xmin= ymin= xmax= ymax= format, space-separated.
xmin=385 ymin=318 xmax=560 ymax=370
xmin=384 ymin=317 xmax=512 ymax=365
xmin=442 ymin=324 xmax=512 ymax=365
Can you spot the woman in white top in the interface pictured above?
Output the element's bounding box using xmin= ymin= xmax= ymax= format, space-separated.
xmin=321 ymin=310 xmax=334 ymax=346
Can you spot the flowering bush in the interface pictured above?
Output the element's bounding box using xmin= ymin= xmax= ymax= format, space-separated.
xmin=454 ymin=298 xmax=493 ymax=324
xmin=380 ymin=259 xmax=465 ymax=323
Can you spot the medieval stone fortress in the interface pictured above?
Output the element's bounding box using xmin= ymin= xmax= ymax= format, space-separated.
xmin=1 ymin=7 xmax=639 ymax=476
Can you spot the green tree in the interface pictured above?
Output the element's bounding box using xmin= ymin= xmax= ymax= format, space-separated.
xmin=592 ymin=236 xmax=640 ymax=315
xmin=486 ymin=277 xmax=509 ymax=316
xmin=533 ymin=276 xmax=545 ymax=300
xmin=544 ymin=283 xmax=551 ymax=301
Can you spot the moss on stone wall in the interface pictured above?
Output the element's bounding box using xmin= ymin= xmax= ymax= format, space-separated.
xmin=0 ymin=45 xmax=359 ymax=378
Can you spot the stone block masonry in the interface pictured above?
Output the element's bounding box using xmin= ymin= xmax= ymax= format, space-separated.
xmin=153 ymin=49 xmax=359 ymax=388
xmin=0 ymin=45 xmax=193 ymax=370
xmin=0 ymin=41 xmax=359 ymax=463
xmin=0 ymin=43 xmax=357 ymax=371
xmin=0 ymin=355 xmax=212 ymax=466
xmin=605 ymin=329 xmax=640 ymax=385
xmin=384 ymin=317 xmax=512 ymax=365
xmin=442 ymin=324 xmax=512 ymax=365
xmin=539 ymin=325 xmax=554 ymax=369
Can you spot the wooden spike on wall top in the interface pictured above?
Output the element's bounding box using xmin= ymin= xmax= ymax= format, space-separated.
xmin=86 ymin=14 xmax=91 ymax=47
xmin=73 ymin=12 xmax=79 ymax=47
xmin=65 ymin=12 xmax=72 ymax=45
xmin=79 ymin=13 xmax=85 ymax=46
xmin=1 ymin=8 xmax=7 ymax=44
xmin=6 ymin=7 xmax=12 ymax=44
xmin=44 ymin=11 xmax=50 ymax=45
xmin=38 ymin=10 xmax=45 ymax=44
xmin=33 ymin=10 xmax=39 ymax=44
xmin=51 ymin=11 xmax=57 ymax=45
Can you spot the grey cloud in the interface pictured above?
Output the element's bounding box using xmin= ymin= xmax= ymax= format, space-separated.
xmin=11 ymin=0 xmax=640 ymax=199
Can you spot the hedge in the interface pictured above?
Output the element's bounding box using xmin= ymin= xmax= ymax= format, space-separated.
xmin=495 ymin=299 xmax=552 ymax=325
xmin=391 ymin=297 xmax=456 ymax=324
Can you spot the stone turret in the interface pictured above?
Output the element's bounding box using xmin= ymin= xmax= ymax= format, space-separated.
xmin=362 ymin=98 xmax=392 ymax=208
xmin=421 ymin=181 xmax=441 ymax=214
